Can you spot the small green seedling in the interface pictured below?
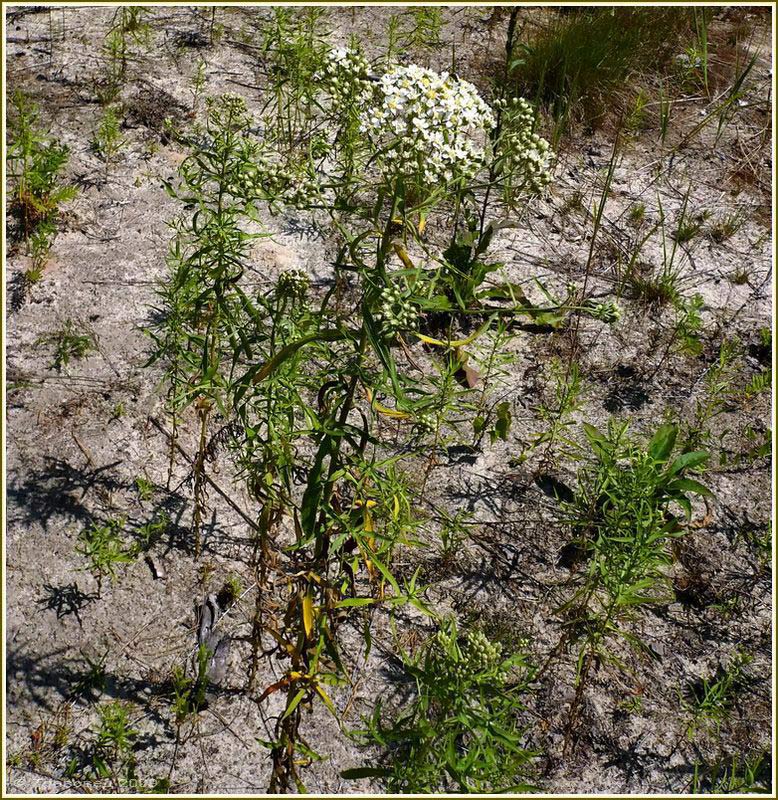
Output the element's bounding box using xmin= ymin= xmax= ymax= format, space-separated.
xmin=77 ymin=517 xmax=133 ymax=596
xmin=682 ymin=650 xmax=752 ymax=739
xmin=37 ymin=320 xmax=94 ymax=372
xmin=134 ymin=476 xmax=155 ymax=502
xmin=91 ymin=106 xmax=124 ymax=176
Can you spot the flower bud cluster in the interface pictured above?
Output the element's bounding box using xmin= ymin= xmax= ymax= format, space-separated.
xmin=236 ymin=153 xmax=322 ymax=207
xmin=317 ymin=47 xmax=372 ymax=104
xmin=414 ymin=412 xmax=436 ymax=436
xmin=375 ymin=283 xmax=417 ymax=334
xmin=207 ymin=93 xmax=251 ymax=131
xmin=276 ymin=269 xmax=310 ymax=301
xmin=463 ymin=630 xmax=504 ymax=672
xmin=431 ymin=626 xmax=509 ymax=685
xmin=360 ymin=64 xmax=495 ymax=187
xmin=586 ymin=299 xmax=622 ymax=325
xmin=497 ymin=97 xmax=554 ymax=194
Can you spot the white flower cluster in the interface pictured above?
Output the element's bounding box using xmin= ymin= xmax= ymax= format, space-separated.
xmin=496 ymin=97 xmax=553 ymax=194
xmin=317 ymin=46 xmax=372 ymax=104
xmin=375 ymin=282 xmax=417 ymax=334
xmin=360 ymin=64 xmax=495 ymax=186
xmin=208 ymin=93 xmax=251 ymax=131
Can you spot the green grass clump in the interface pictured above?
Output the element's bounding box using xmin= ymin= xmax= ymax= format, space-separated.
xmin=682 ymin=650 xmax=753 ymax=739
xmin=512 ymin=8 xmax=695 ymax=129
xmin=37 ymin=320 xmax=95 ymax=372
xmin=692 ymin=750 xmax=771 ymax=794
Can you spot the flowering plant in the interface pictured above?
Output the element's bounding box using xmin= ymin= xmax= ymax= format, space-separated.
xmin=360 ymin=64 xmax=495 ymax=189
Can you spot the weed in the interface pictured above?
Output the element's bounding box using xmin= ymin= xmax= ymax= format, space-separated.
xmin=511 ymin=8 xmax=694 ymax=130
xmin=222 ymin=573 xmax=243 ymax=603
xmin=618 ymin=693 xmax=644 ymax=715
xmin=76 ymin=701 xmax=138 ymax=789
xmin=682 ymin=650 xmax=752 ymax=739
xmin=736 ymin=524 xmax=772 ymax=569
xmin=169 ymin=646 xmax=209 ymax=723
xmin=404 ymin=7 xmax=444 ymax=57
xmin=671 ymin=293 xmax=705 ymax=357
xmin=710 ymin=211 xmax=744 ymax=243
xmin=96 ymin=701 xmax=137 ymax=760
xmin=259 ymin=8 xmax=329 ymax=152
xmin=190 ymin=56 xmax=207 ymax=113
xmin=345 ymin=618 xmax=537 ymax=792
xmin=134 ymin=476 xmax=155 ymax=502
xmin=73 ymin=651 xmax=108 ymax=701
xmin=436 ymin=509 xmax=472 ymax=563
xmin=674 ymin=210 xmax=710 ymax=244
xmin=103 ymin=6 xmax=150 ymax=88
xmin=692 ymin=750 xmax=771 ymax=793
xmin=76 ymin=517 xmax=134 ymax=596
xmin=628 ymin=202 xmax=646 ymax=227
xmin=625 ymin=87 xmax=650 ymax=132
xmin=37 ymin=320 xmax=94 ymax=372
xmin=6 ymin=92 xmax=77 ymax=247
xmin=91 ymin=106 xmax=124 ymax=176
xmin=132 ymin=513 xmax=169 ymax=553
xmin=685 ymin=338 xmax=741 ymax=449
xmin=557 ymin=421 xmax=711 ymax=745
xmin=523 ymin=358 xmax=583 ymax=466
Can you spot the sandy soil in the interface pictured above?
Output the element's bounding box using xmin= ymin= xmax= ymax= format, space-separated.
xmin=4 ymin=6 xmax=773 ymax=794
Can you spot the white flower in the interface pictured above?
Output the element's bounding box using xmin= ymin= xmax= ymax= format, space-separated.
xmin=359 ymin=63 xmax=494 ymax=188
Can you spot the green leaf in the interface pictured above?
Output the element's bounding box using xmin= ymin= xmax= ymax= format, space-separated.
xmin=300 ymin=434 xmax=334 ymax=541
xmin=282 ymin=688 xmax=307 ymax=720
xmin=648 ymin=423 xmax=678 ymax=462
xmin=667 ymin=478 xmax=713 ymax=498
xmin=247 ymin=328 xmax=351 ymax=386
xmin=667 ymin=450 xmax=709 ymax=477
xmin=582 ymin=423 xmax=609 ymax=457
xmin=491 ymin=402 xmax=512 ymax=443
xmin=335 ymin=597 xmax=376 ymax=608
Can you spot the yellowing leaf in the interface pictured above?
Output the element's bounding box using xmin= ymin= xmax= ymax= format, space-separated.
xmin=373 ymin=401 xmax=412 ymax=419
xmin=413 ymin=317 xmax=493 ymax=349
xmin=364 ymin=510 xmax=374 ymax=533
xmin=353 ymin=499 xmax=377 ymax=509
xmin=314 ymin=683 xmax=338 ymax=717
xmin=392 ymin=241 xmax=415 ymax=271
xmin=302 ymin=594 xmax=315 ymax=639
xmin=392 ymin=495 xmax=400 ymax=521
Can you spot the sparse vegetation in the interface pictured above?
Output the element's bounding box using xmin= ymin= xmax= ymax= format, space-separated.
xmin=5 ymin=6 xmax=772 ymax=796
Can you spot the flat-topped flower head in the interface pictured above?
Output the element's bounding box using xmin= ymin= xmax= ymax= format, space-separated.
xmin=276 ymin=269 xmax=310 ymax=301
xmin=207 ymin=93 xmax=252 ymax=131
xmin=360 ymin=64 xmax=495 ymax=188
